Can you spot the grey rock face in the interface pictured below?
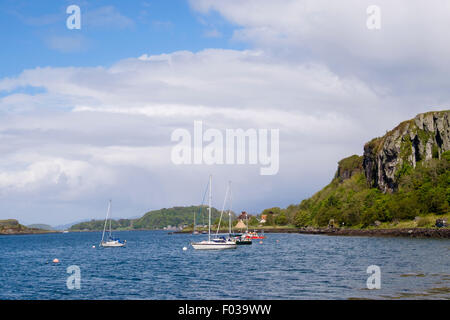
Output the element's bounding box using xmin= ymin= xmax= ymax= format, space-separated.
xmin=334 ymin=155 xmax=363 ymax=182
xmin=363 ymin=111 xmax=450 ymax=193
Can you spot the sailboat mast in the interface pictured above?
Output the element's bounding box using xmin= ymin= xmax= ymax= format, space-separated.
xmin=208 ymin=175 xmax=212 ymax=242
xmin=108 ymin=200 xmax=112 ymax=238
xmin=101 ymin=200 xmax=111 ymax=244
xmin=247 ymin=213 xmax=249 ymax=233
xmin=216 ymin=181 xmax=229 ymax=235
xmin=228 ymin=181 xmax=232 ymax=235
xmin=109 ymin=200 xmax=112 ymax=239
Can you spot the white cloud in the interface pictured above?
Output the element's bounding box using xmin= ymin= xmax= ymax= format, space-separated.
xmin=0 ymin=155 xmax=113 ymax=198
xmin=189 ymin=0 xmax=450 ymax=92
xmin=0 ymin=48 xmax=384 ymax=224
xmin=2 ymin=2 xmax=450 ymax=224
xmin=1 ymin=49 xmax=380 ymax=146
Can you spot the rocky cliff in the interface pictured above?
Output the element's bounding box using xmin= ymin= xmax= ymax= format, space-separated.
xmin=334 ymin=155 xmax=363 ymax=182
xmin=363 ymin=110 xmax=450 ymax=193
xmin=285 ymin=110 xmax=450 ymax=228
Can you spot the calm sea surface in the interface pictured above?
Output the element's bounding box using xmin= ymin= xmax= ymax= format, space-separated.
xmin=0 ymin=231 xmax=449 ymax=300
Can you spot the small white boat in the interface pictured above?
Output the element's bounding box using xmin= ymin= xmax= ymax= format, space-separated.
xmin=191 ymin=239 xmax=236 ymax=250
xmin=100 ymin=239 xmax=126 ymax=247
xmin=191 ymin=175 xmax=236 ymax=250
xmin=100 ymin=200 xmax=126 ymax=248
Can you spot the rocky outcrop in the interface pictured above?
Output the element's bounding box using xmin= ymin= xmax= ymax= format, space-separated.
xmin=334 ymin=155 xmax=363 ymax=181
xmin=363 ymin=110 xmax=450 ymax=193
xmin=0 ymin=219 xmax=53 ymax=235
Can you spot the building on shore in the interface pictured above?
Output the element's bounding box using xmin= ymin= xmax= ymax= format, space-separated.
xmin=235 ymin=219 xmax=247 ymax=230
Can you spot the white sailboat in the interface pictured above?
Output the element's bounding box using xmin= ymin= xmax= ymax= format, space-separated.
xmin=191 ymin=175 xmax=237 ymax=250
xmin=100 ymin=200 xmax=126 ymax=247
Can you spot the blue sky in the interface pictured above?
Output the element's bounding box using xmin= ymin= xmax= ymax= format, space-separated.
xmin=0 ymin=0 xmax=244 ymax=78
xmin=0 ymin=1 xmax=449 ymax=225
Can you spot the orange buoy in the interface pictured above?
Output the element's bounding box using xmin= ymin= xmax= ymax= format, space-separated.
xmin=53 ymin=258 xmax=60 ymax=263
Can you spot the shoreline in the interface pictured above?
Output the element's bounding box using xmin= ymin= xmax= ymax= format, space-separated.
xmin=2 ymin=227 xmax=449 ymax=238
xmin=296 ymin=227 xmax=450 ymax=239
xmin=0 ymin=230 xmax=60 ymax=236
xmin=175 ymin=227 xmax=450 ymax=239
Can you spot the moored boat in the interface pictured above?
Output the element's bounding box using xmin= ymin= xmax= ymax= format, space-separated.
xmin=191 ymin=238 xmax=237 ymax=250
xmin=191 ymin=175 xmax=237 ymax=250
xmin=100 ymin=238 xmax=126 ymax=247
xmin=232 ymin=212 xmax=253 ymax=244
xmin=235 ymin=235 xmax=252 ymax=245
xmin=244 ymin=231 xmax=265 ymax=240
xmin=100 ymin=200 xmax=126 ymax=248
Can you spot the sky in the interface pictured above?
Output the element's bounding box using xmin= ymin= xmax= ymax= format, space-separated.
xmin=0 ymin=0 xmax=449 ymax=225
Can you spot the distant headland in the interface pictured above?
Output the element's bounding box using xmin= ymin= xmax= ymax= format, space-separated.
xmin=0 ymin=219 xmax=57 ymax=235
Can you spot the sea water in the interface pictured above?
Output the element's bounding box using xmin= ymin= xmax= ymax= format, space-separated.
xmin=0 ymin=231 xmax=449 ymax=299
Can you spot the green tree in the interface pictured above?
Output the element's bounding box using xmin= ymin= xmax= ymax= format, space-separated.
xmin=294 ymin=210 xmax=310 ymax=227
xmin=261 ymin=207 xmax=281 ymax=216
xmin=265 ymin=213 xmax=275 ymax=226
xmin=275 ymin=212 xmax=288 ymax=225
xmin=248 ymin=216 xmax=259 ymax=226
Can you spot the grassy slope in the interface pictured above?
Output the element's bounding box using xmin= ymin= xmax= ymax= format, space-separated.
xmin=293 ymin=151 xmax=450 ymax=229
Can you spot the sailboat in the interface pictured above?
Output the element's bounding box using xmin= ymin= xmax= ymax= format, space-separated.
xmin=216 ymin=181 xmax=252 ymax=245
xmin=100 ymin=200 xmax=126 ymax=247
xmin=193 ymin=185 xmax=209 ymax=235
xmin=233 ymin=212 xmax=252 ymax=245
xmin=191 ymin=175 xmax=237 ymax=250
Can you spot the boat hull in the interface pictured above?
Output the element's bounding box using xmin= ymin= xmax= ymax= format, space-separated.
xmin=191 ymin=241 xmax=237 ymax=250
xmin=100 ymin=241 xmax=126 ymax=247
xmin=236 ymin=240 xmax=252 ymax=245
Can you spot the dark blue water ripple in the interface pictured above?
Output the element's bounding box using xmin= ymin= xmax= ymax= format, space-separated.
xmin=0 ymin=231 xmax=449 ymax=299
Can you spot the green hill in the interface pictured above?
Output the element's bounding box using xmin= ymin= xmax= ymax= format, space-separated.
xmin=27 ymin=224 xmax=54 ymax=231
xmin=294 ymin=151 xmax=449 ymax=228
xmin=69 ymin=205 xmax=226 ymax=231
xmin=261 ymin=110 xmax=450 ymax=229
xmin=0 ymin=219 xmax=53 ymax=235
